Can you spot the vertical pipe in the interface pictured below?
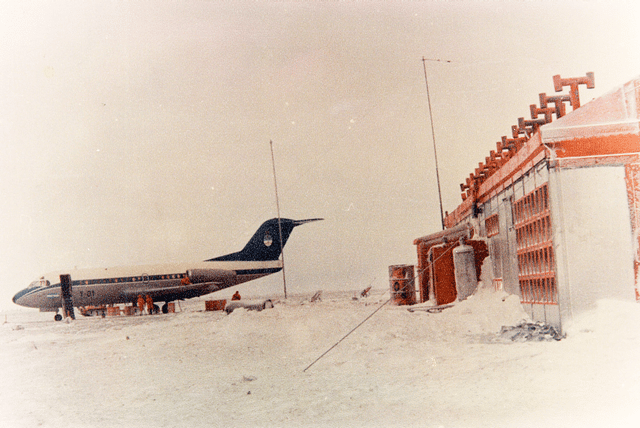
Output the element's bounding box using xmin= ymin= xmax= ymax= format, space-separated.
xmin=270 ymin=140 xmax=287 ymax=299
xmin=422 ymin=57 xmax=446 ymax=230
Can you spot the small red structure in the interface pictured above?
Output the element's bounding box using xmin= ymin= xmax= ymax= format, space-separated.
xmin=414 ymin=224 xmax=488 ymax=305
xmin=106 ymin=306 xmax=120 ymax=317
xmin=205 ymin=300 xmax=227 ymax=311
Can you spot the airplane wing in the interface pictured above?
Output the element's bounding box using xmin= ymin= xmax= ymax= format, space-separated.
xmin=121 ymin=282 xmax=216 ymax=299
xmin=121 ymin=268 xmax=236 ymax=302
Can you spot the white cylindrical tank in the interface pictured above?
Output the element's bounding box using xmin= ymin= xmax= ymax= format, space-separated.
xmin=453 ymin=242 xmax=477 ymax=301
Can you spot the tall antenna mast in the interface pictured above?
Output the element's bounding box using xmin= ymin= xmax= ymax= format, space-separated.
xmin=422 ymin=57 xmax=451 ymax=230
xmin=270 ymin=140 xmax=287 ymax=299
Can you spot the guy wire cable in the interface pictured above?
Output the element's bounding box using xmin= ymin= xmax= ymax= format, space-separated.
xmin=303 ymin=238 xmax=461 ymax=372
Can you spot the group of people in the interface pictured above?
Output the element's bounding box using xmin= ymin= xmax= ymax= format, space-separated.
xmin=137 ymin=294 xmax=156 ymax=315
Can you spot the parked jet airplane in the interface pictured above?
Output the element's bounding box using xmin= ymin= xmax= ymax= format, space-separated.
xmin=12 ymin=218 xmax=322 ymax=320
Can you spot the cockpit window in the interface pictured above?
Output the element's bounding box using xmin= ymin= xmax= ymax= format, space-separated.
xmin=28 ymin=279 xmax=49 ymax=289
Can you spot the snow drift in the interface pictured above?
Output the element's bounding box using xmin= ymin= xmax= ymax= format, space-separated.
xmin=1 ymin=288 xmax=639 ymax=427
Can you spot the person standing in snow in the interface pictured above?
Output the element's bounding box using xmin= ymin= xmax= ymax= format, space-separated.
xmin=232 ymin=291 xmax=241 ymax=301
xmin=146 ymin=295 xmax=154 ymax=315
xmin=137 ymin=295 xmax=144 ymax=316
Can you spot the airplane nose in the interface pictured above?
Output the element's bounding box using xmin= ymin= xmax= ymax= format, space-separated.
xmin=12 ymin=288 xmax=30 ymax=306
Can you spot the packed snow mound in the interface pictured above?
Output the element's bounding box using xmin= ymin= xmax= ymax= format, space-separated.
xmin=565 ymin=298 xmax=640 ymax=340
xmin=1 ymin=290 xmax=639 ymax=428
xmin=432 ymin=287 xmax=530 ymax=335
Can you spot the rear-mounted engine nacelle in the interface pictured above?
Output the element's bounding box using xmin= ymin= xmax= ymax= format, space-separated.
xmin=187 ymin=268 xmax=235 ymax=284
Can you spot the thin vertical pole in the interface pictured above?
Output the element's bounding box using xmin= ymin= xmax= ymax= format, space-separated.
xmin=422 ymin=57 xmax=450 ymax=231
xmin=270 ymin=140 xmax=287 ymax=299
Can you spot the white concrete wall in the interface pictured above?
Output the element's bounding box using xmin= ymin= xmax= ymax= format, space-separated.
xmin=549 ymin=164 xmax=636 ymax=329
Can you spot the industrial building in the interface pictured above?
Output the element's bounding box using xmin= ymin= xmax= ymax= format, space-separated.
xmin=414 ymin=72 xmax=640 ymax=333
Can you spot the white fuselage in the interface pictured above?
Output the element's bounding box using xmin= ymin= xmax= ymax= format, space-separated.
xmin=13 ymin=259 xmax=282 ymax=311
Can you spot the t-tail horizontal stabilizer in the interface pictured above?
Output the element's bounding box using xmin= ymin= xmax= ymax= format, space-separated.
xmin=207 ymin=218 xmax=323 ymax=262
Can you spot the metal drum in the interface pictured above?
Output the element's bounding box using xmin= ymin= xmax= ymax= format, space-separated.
xmin=388 ymin=264 xmax=416 ymax=305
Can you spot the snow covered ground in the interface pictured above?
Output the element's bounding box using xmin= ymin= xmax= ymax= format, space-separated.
xmin=2 ymin=287 xmax=639 ymax=428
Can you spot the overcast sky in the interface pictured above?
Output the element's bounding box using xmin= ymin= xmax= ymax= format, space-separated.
xmin=2 ymin=1 xmax=640 ymax=309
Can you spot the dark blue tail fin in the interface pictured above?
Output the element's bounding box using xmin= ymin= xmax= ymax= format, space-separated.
xmin=207 ymin=218 xmax=322 ymax=262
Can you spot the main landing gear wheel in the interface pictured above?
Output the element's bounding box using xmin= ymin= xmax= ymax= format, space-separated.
xmin=54 ymin=314 xmax=62 ymax=321
xmin=161 ymin=303 xmax=168 ymax=314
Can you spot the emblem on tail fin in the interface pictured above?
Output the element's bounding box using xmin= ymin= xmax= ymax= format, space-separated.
xmin=264 ymin=232 xmax=273 ymax=247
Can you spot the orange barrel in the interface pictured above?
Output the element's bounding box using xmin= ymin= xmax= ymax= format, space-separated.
xmin=123 ymin=306 xmax=136 ymax=316
xmin=167 ymin=302 xmax=175 ymax=313
xmin=388 ymin=265 xmax=416 ymax=305
xmin=107 ymin=306 xmax=120 ymax=316
xmin=205 ymin=300 xmax=227 ymax=311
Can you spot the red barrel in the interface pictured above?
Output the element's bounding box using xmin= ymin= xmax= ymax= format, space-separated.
xmin=388 ymin=265 xmax=416 ymax=305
